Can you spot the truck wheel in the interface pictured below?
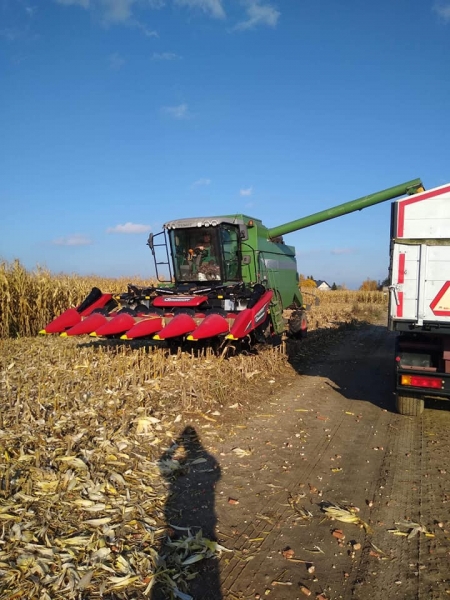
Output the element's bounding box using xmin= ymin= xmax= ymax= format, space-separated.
xmin=396 ymin=393 xmax=424 ymax=416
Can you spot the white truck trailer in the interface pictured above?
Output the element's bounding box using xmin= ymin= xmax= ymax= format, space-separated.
xmin=389 ymin=182 xmax=450 ymax=415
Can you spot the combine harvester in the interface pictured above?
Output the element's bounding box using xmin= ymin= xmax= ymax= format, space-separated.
xmin=40 ymin=179 xmax=424 ymax=349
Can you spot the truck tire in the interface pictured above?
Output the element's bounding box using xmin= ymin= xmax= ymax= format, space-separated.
xmin=396 ymin=393 xmax=424 ymax=416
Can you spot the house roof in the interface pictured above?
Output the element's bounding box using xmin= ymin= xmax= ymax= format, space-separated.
xmin=315 ymin=280 xmax=331 ymax=288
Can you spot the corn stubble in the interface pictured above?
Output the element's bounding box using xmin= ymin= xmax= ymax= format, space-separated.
xmin=0 ymin=261 xmax=388 ymax=598
xmin=0 ymin=335 xmax=284 ymax=599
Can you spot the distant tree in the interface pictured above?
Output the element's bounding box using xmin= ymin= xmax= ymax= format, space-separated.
xmin=359 ymin=278 xmax=379 ymax=291
xmin=302 ymin=278 xmax=317 ymax=288
xmin=331 ymin=282 xmax=337 ymax=291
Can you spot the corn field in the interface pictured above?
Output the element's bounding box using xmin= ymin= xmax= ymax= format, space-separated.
xmin=0 ymin=260 xmax=157 ymax=339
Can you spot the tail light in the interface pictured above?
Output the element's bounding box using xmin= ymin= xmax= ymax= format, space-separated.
xmin=400 ymin=374 xmax=443 ymax=389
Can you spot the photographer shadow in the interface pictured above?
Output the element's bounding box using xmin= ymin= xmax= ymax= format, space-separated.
xmin=151 ymin=426 xmax=222 ymax=600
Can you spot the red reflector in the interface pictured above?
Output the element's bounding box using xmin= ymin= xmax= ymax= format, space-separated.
xmin=409 ymin=375 xmax=442 ymax=389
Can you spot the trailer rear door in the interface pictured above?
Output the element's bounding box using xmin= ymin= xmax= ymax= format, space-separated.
xmin=389 ymin=243 xmax=420 ymax=323
xmin=421 ymin=245 xmax=450 ymax=323
xmin=390 ymin=243 xmax=450 ymax=327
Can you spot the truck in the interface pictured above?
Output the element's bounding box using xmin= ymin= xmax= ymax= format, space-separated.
xmin=40 ymin=179 xmax=424 ymax=353
xmin=389 ymin=181 xmax=450 ymax=415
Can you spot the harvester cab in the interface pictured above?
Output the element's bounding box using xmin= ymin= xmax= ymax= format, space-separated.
xmin=148 ymin=218 xmax=246 ymax=284
xmin=39 ymin=179 xmax=424 ymax=348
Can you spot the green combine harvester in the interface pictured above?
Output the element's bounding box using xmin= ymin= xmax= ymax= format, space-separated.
xmin=40 ymin=179 xmax=424 ymax=348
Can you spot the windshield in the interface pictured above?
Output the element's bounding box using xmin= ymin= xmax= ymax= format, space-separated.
xmin=168 ymin=225 xmax=241 ymax=282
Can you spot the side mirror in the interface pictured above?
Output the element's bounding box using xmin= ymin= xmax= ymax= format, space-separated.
xmin=147 ymin=233 xmax=154 ymax=251
xmin=239 ymin=225 xmax=248 ymax=241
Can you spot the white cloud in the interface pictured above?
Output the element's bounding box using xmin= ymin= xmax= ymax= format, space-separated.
xmin=55 ymin=0 xmax=159 ymax=31
xmin=101 ymin=0 xmax=135 ymax=23
xmin=161 ymin=103 xmax=189 ymax=118
xmin=234 ymin=1 xmax=280 ymax=30
xmin=0 ymin=2 xmax=38 ymax=41
xmin=434 ymin=3 xmax=450 ymax=21
xmin=52 ymin=234 xmax=92 ymax=246
xmin=55 ymin=0 xmax=225 ymax=22
xmin=175 ymin=0 xmax=225 ymax=19
xmin=107 ymin=222 xmax=151 ymax=234
xmin=25 ymin=6 xmax=37 ymax=17
xmin=55 ymin=0 xmax=283 ymax=31
xmin=152 ymin=52 xmax=181 ymax=60
xmin=192 ymin=178 xmax=211 ymax=186
xmin=108 ymin=52 xmax=125 ymax=69
xmin=136 ymin=23 xmax=158 ymax=36
xmin=240 ymin=186 xmax=253 ymax=196
xmin=55 ymin=0 xmax=90 ymax=7
xmin=0 ymin=28 xmax=21 ymax=41
xmin=331 ymin=247 xmax=357 ymax=255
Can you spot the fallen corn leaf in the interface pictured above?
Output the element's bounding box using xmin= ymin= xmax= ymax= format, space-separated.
xmin=232 ymin=447 xmax=253 ymax=457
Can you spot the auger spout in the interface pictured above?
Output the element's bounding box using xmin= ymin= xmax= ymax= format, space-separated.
xmin=267 ymin=179 xmax=424 ymax=240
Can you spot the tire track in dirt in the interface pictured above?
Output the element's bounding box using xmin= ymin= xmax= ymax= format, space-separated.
xmin=417 ymin=408 xmax=450 ymax=599
xmin=351 ymin=413 xmax=423 ymax=599
xmin=217 ymin=381 xmax=353 ymax=597
xmin=353 ymin=403 xmax=450 ymax=600
xmin=216 ymin=323 xmax=401 ymax=599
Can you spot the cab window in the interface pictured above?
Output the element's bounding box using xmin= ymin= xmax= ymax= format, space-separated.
xmin=169 ymin=228 xmax=221 ymax=282
xmin=220 ymin=225 xmax=240 ymax=281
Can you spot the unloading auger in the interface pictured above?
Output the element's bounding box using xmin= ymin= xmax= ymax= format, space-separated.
xmin=40 ymin=179 xmax=424 ymax=347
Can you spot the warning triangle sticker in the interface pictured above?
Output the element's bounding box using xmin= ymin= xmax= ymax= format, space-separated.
xmin=430 ymin=281 xmax=450 ymax=316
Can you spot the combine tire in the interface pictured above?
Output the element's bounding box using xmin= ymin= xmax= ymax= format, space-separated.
xmin=396 ymin=393 xmax=424 ymax=416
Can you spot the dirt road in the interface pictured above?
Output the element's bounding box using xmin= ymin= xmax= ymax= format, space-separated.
xmin=184 ymin=321 xmax=450 ymax=600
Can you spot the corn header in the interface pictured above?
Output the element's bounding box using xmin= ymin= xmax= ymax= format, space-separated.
xmin=40 ymin=179 xmax=424 ymax=348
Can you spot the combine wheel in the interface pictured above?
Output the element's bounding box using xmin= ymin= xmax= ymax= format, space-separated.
xmin=288 ymin=309 xmax=308 ymax=339
xmin=396 ymin=393 xmax=424 ymax=416
xmin=252 ymin=315 xmax=273 ymax=345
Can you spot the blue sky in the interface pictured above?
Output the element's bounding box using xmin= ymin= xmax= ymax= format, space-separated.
xmin=1 ymin=0 xmax=449 ymax=289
